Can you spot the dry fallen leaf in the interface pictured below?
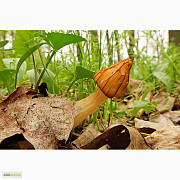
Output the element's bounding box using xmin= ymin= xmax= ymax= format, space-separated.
xmin=73 ymin=123 xmax=151 ymax=150
xmin=145 ymin=125 xmax=180 ymax=150
xmin=163 ymin=111 xmax=180 ymax=125
xmin=72 ymin=124 xmax=102 ymax=149
xmin=152 ymin=91 xmax=175 ymax=113
xmin=135 ymin=118 xmax=180 ymax=149
xmin=0 ymin=86 xmax=80 ymax=149
xmin=149 ymin=114 xmax=174 ymax=125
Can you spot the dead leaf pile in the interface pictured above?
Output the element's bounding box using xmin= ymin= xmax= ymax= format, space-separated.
xmin=0 ymin=86 xmax=80 ymax=149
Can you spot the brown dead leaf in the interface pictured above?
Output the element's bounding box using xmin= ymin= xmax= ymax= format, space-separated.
xmin=135 ymin=118 xmax=180 ymax=149
xmin=163 ymin=111 xmax=180 ymax=125
xmin=152 ymin=91 xmax=175 ymax=113
xmin=149 ymin=114 xmax=174 ymax=125
xmin=0 ymin=86 xmax=80 ymax=149
xmin=135 ymin=118 xmax=166 ymax=132
xmin=75 ymin=123 xmax=151 ymax=150
xmin=145 ymin=125 xmax=180 ymax=150
xmin=81 ymin=125 xmax=130 ymax=149
xmin=125 ymin=125 xmax=152 ymax=149
xmin=72 ymin=124 xmax=102 ymax=149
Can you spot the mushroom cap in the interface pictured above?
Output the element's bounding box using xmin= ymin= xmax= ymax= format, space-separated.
xmin=93 ymin=59 xmax=133 ymax=99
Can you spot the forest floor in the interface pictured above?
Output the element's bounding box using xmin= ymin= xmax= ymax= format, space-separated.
xmin=0 ymin=79 xmax=180 ymax=150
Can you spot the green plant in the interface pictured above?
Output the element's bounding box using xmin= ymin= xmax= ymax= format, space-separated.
xmin=132 ymin=100 xmax=157 ymax=118
xmin=14 ymin=31 xmax=87 ymax=93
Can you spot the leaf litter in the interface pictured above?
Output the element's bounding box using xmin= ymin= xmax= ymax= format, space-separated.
xmin=0 ymin=78 xmax=180 ymax=150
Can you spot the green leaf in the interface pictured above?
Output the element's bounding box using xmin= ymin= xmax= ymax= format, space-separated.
xmin=0 ymin=69 xmax=16 ymax=82
xmin=13 ymin=30 xmax=44 ymax=55
xmin=143 ymin=105 xmax=155 ymax=114
xmin=41 ymin=69 xmax=56 ymax=93
xmin=26 ymin=69 xmax=40 ymax=86
xmin=0 ymin=69 xmax=16 ymax=93
xmin=75 ymin=66 xmax=95 ymax=80
xmin=152 ymin=71 xmax=174 ymax=92
xmin=141 ymin=87 xmax=152 ymax=101
xmin=151 ymin=101 xmax=157 ymax=107
xmin=45 ymin=32 xmax=87 ymax=51
xmin=3 ymin=58 xmax=27 ymax=84
xmin=26 ymin=69 xmax=56 ymax=93
xmin=15 ymin=43 xmax=46 ymax=88
xmin=0 ymin=56 xmax=6 ymax=71
xmin=114 ymin=111 xmax=126 ymax=118
xmin=132 ymin=100 xmax=149 ymax=117
xmin=0 ymin=40 xmax=8 ymax=48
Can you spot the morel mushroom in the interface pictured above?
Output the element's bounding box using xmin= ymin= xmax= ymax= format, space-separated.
xmin=73 ymin=59 xmax=133 ymax=128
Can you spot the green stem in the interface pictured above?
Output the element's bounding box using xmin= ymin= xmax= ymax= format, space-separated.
xmin=66 ymin=79 xmax=76 ymax=94
xmin=32 ymin=53 xmax=37 ymax=86
xmin=35 ymin=51 xmax=56 ymax=91
xmin=37 ymin=44 xmax=64 ymax=93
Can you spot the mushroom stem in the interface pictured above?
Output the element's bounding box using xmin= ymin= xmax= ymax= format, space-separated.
xmin=73 ymin=87 xmax=108 ymax=128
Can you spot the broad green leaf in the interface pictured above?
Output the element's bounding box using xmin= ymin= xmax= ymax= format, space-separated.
xmin=45 ymin=32 xmax=87 ymax=51
xmin=0 ymin=70 xmax=15 ymax=82
xmin=143 ymin=105 xmax=155 ymax=114
xmin=0 ymin=88 xmax=7 ymax=95
xmin=152 ymin=71 xmax=173 ymax=92
xmin=67 ymin=66 xmax=95 ymax=93
xmin=0 ymin=70 xmax=16 ymax=93
xmin=75 ymin=66 xmax=95 ymax=80
xmin=13 ymin=30 xmax=44 ymax=55
xmin=3 ymin=58 xmax=27 ymax=84
xmin=0 ymin=40 xmax=8 ymax=48
xmin=151 ymin=101 xmax=157 ymax=107
xmin=26 ymin=69 xmax=56 ymax=93
xmin=26 ymin=69 xmax=40 ymax=86
xmin=15 ymin=43 xmax=46 ymax=88
xmin=114 ymin=111 xmax=126 ymax=118
xmin=132 ymin=100 xmax=149 ymax=117
xmin=41 ymin=69 xmax=56 ymax=93
xmin=0 ymin=56 xmax=6 ymax=71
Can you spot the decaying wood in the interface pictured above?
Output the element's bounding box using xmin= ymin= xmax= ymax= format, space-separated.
xmin=0 ymin=85 xmax=80 ymax=149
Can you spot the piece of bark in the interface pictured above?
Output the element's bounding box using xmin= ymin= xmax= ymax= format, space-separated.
xmin=0 ymin=85 xmax=80 ymax=149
